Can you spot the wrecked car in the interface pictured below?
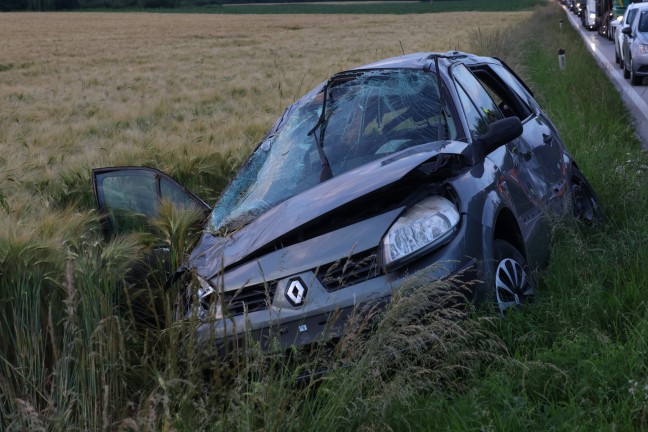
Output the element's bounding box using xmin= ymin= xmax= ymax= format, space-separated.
xmin=93 ymin=51 xmax=602 ymax=349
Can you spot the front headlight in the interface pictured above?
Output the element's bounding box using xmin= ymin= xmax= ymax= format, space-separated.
xmin=617 ymin=15 xmax=623 ymax=22
xmin=589 ymin=13 xmax=596 ymax=19
xmin=189 ymin=274 xmax=223 ymax=320
xmin=382 ymin=196 xmax=460 ymax=269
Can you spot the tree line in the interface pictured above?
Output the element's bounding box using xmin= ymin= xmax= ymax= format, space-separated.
xmin=1 ymin=0 xmax=424 ymax=11
xmin=0 ymin=0 xmax=196 ymax=10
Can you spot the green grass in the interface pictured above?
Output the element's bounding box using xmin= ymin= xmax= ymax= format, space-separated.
xmin=386 ymin=5 xmax=648 ymax=430
xmin=94 ymin=0 xmax=547 ymax=14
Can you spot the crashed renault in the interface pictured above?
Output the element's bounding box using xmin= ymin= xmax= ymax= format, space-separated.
xmin=93 ymin=51 xmax=602 ymax=349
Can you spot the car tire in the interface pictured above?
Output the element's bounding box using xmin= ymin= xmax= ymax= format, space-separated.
xmin=492 ymin=239 xmax=535 ymax=314
xmin=570 ymin=165 xmax=604 ymax=224
xmin=630 ymin=60 xmax=643 ymax=86
xmin=615 ymin=47 xmax=620 ymax=64
xmin=624 ymin=60 xmax=630 ymax=78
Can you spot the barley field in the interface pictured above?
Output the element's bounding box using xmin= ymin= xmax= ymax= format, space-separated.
xmin=0 ymin=11 xmax=531 ymax=207
xmin=0 ymin=10 xmax=534 ymax=430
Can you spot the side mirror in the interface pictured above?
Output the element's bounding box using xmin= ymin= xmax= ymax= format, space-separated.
xmin=477 ymin=117 xmax=523 ymax=155
xmin=622 ymin=26 xmax=632 ymax=35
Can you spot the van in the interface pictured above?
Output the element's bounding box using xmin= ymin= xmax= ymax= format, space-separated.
xmin=583 ymin=0 xmax=598 ymax=29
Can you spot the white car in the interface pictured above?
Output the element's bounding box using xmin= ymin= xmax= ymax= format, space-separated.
xmin=616 ymin=2 xmax=648 ymax=67
xmin=622 ymin=7 xmax=648 ymax=85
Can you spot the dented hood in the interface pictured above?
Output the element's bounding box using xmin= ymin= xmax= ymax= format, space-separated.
xmin=188 ymin=140 xmax=469 ymax=279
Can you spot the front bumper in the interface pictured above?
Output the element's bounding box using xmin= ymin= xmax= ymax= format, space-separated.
xmin=193 ymin=212 xmax=483 ymax=350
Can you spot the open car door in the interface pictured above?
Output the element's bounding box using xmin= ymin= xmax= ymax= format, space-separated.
xmin=92 ymin=167 xmax=210 ymax=238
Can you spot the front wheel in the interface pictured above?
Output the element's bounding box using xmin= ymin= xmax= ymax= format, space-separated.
xmin=493 ymin=240 xmax=535 ymax=314
xmin=570 ymin=165 xmax=604 ymax=224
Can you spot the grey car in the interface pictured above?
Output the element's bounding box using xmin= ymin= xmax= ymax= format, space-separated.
xmin=623 ymin=7 xmax=648 ymax=85
xmin=93 ymin=51 xmax=601 ymax=349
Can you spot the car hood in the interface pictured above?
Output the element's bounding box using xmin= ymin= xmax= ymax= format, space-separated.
xmin=187 ymin=140 xmax=470 ymax=280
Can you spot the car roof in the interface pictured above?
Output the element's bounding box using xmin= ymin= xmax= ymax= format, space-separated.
xmin=628 ymin=2 xmax=648 ymax=13
xmin=346 ymin=51 xmax=500 ymax=73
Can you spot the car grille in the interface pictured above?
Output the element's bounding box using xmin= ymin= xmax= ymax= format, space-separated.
xmin=224 ymin=281 xmax=278 ymax=316
xmin=317 ymin=248 xmax=382 ymax=292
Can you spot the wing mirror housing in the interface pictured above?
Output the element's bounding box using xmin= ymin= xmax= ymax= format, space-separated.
xmin=622 ymin=26 xmax=632 ymax=36
xmin=476 ymin=116 xmax=523 ymax=156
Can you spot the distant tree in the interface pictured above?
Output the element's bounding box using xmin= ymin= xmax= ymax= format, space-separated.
xmin=0 ymin=0 xmax=29 ymax=10
xmin=55 ymin=0 xmax=78 ymax=8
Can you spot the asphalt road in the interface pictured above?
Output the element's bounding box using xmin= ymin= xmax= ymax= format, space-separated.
xmin=563 ymin=6 xmax=648 ymax=149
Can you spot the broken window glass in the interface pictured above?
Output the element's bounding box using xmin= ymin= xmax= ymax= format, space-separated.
xmin=208 ymin=69 xmax=449 ymax=233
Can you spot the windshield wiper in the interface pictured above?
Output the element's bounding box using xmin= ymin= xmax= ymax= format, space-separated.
xmin=307 ymin=79 xmax=334 ymax=182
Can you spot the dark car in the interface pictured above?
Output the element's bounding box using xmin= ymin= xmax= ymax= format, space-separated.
xmin=93 ymin=51 xmax=601 ymax=349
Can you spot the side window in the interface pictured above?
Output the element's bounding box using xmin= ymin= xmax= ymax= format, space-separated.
xmin=639 ymin=11 xmax=648 ymax=32
xmin=455 ymin=85 xmax=489 ymax=137
xmin=452 ymin=64 xmax=503 ymax=138
xmin=471 ymin=64 xmax=533 ymax=121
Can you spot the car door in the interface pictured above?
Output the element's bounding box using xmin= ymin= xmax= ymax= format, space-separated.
xmin=468 ymin=63 xmax=566 ymax=209
xmin=451 ymin=63 xmax=556 ymax=262
xmin=451 ymin=63 xmax=533 ymax=219
xmin=92 ymin=167 xmax=210 ymax=238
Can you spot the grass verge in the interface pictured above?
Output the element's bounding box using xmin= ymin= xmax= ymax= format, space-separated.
xmin=391 ymin=4 xmax=648 ymax=430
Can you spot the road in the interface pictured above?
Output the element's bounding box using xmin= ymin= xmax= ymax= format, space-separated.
xmin=563 ymin=6 xmax=648 ymax=149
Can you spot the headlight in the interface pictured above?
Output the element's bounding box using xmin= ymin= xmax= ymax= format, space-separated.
xmin=640 ymin=44 xmax=648 ymax=54
xmin=617 ymin=15 xmax=623 ymax=22
xmin=189 ymin=275 xmax=223 ymax=320
xmin=382 ymin=196 xmax=460 ymax=268
xmin=589 ymin=13 xmax=596 ymax=19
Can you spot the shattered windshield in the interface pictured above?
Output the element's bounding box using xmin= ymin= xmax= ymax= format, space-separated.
xmin=208 ymin=68 xmax=447 ymax=233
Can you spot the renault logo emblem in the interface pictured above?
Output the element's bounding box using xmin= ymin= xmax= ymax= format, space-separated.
xmin=285 ymin=278 xmax=307 ymax=306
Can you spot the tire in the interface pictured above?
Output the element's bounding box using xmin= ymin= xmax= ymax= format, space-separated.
xmin=624 ymin=60 xmax=630 ymax=79
xmin=630 ymin=60 xmax=643 ymax=86
xmin=615 ymin=46 xmax=620 ymax=64
xmin=492 ymin=239 xmax=535 ymax=314
xmin=570 ymin=165 xmax=604 ymax=225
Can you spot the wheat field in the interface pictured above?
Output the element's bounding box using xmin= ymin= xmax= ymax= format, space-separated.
xmin=0 ymin=11 xmax=531 ymax=207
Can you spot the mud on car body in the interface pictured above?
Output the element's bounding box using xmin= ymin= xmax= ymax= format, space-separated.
xmin=93 ymin=51 xmax=602 ymax=349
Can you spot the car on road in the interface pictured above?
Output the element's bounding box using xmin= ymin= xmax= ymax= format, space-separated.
xmin=583 ymin=0 xmax=599 ymax=29
xmin=92 ymin=51 xmax=602 ymax=350
xmin=615 ymin=2 xmax=648 ymax=67
xmin=622 ymin=7 xmax=648 ymax=85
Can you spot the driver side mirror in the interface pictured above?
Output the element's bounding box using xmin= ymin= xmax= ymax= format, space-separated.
xmin=622 ymin=26 xmax=632 ymax=36
xmin=476 ymin=117 xmax=523 ymax=155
